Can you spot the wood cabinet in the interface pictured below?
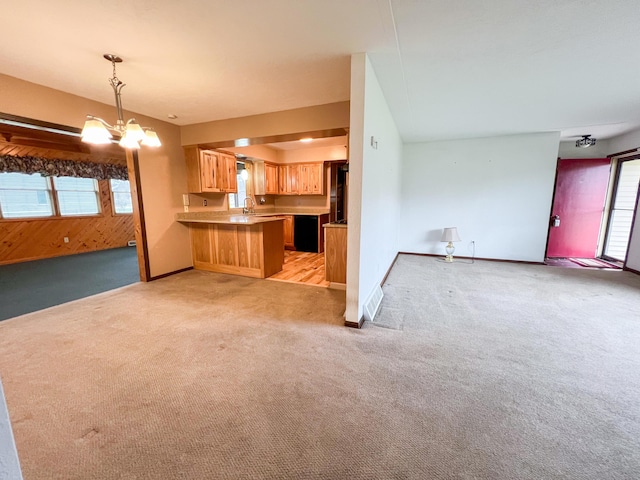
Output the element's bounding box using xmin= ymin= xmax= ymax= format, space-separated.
xmin=324 ymin=225 xmax=347 ymax=284
xmin=265 ymin=163 xmax=279 ymax=194
xmin=184 ymin=147 xmax=237 ymax=193
xmin=189 ymin=220 xmax=284 ymax=278
xmin=299 ymin=163 xmax=323 ymax=195
xmin=278 ymin=162 xmax=323 ymax=195
xmin=282 ymin=215 xmax=294 ymax=249
xmin=278 ymin=164 xmax=298 ymax=194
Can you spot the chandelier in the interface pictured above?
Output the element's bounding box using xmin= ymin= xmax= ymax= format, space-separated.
xmin=575 ymin=135 xmax=596 ymax=148
xmin=81 ymin=54 xmax=161 ymax=149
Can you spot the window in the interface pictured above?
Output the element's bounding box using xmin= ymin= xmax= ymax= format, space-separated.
xmin=603 ymin=158 xmax=640 ymax=261
xmin=53 ymin=177 xmax=100 ymax=216
xmin=0 ymin=172 xmax=54 ymax=218
xmin=228 ymin=162 xmax=248 ymax=209
xmin=110 ymin=179 xmax=133 ymax=214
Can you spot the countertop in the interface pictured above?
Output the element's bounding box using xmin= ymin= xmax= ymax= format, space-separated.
xmin=323 ymin=223 xmax=348 ymax=229
xmin=176 ymin=209 xmax=329 ymax=224
xmin=176 ymin=213 xmax=285 ymax=225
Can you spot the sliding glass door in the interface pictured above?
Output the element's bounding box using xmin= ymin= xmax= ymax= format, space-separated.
xmin=603 ymin=159 xmax=640 ymax=261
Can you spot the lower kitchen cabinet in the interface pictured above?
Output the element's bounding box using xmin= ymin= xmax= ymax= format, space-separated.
xmin=282 ymin=215 xmax=294 ymax=249
xmin=189 ymin=220 xmax=284 ymax=278
xmin=324 ymin=224 xmax=347 ymax=284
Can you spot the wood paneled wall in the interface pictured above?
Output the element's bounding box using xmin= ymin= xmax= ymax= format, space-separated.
xmin=0 ymin=180 xmax=134 ymax=265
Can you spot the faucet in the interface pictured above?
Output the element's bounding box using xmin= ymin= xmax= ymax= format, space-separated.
xmin=242 ymin=196 xmax=256 ymax=215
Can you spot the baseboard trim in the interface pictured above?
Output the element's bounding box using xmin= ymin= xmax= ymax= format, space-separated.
xmin=150 ymin=266 xmax=194 ymax=281
xmin=399 ymin=252 xmax=545 ymax=266
xmin=381 ymin=252 xmax=399 ymax=286
xmin=623 ymin=265 xmax=640 ymax=275
xmin=345 ymin=316 xmax=365 ymax=329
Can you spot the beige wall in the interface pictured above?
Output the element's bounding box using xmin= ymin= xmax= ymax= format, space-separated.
xmin=276 ymin=145 xmax=347 ymax=164
xmin=181 ymin=102 xmax=350 ymax=146
xmin=0 ymin=73 xmax=192 ymax=278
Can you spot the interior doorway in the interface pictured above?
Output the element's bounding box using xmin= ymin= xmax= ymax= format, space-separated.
xmin=602 ymin=158 xmax=640 ymax=263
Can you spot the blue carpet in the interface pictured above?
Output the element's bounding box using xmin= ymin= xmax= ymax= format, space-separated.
xmin=0 ymin=247 xmax=139 ymax=321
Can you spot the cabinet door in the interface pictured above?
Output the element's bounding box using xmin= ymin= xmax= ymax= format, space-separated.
xmin=283 ymin=215 xmax=294 ymax=248
xmin=278 ymin=165 xmax=299 ymax=195
xmin=308 ymin=163 xmax=323 ymax=194
xmin=298 ymin=165 xmax=310 ymax=194
xmin=278 ymin=165 xmax=287 ymax=194
xmin=221 ymin=154 xmax=237 ymax=192
xmin=200 ymin=151 xmax=221 ymax=192
xmin=288 ymin=164 xmax=299 ymax=194
xmin=265 ymin=163 xmax=278 ymax=194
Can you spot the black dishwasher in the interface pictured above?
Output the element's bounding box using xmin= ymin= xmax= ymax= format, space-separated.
xmin=294 ymin=215 xmax=318 ymax=252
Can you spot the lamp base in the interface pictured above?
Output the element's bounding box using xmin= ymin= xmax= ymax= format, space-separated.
xmin=444 ymin=242 xmax=455 ymax=262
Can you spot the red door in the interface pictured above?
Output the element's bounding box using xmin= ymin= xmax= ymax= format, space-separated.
xmin=547 ymin=158 xmax=611 ymax=258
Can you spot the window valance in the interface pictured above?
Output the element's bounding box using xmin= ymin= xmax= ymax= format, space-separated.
xmin=0 ymin=154 xmax=128 ymax=181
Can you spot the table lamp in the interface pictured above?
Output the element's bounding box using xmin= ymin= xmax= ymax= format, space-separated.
xmin=441 ymin=227 xmax=461 ymax=262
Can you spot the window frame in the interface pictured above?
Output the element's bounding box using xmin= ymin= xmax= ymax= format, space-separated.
xmin=0 ymin=172 xmax=55 ymax=220
xmin=52 ymin=176 xmax=102 ymax=217
xmin=109 ymin=179 xmax=134 ymax=215
xmin=0 ymin=172 xmax=107 ymax=221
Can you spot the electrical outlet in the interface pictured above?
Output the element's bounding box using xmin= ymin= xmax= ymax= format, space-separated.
xmin=203 ymin=199 xmax=207 ymax=206
xmin=63 ymin=237 xmax=69 ymax=243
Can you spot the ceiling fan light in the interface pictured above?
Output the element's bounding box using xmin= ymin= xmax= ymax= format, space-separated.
xmin=81 ymin=117 xmax=112 ymax=144
xmin=119 ymin=131 xmax=141 ymax=149
xmin=141 ymin=128 xmax=162 ymax=147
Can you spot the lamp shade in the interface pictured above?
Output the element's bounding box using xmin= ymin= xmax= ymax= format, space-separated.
xmin=81 ymin=117 xmax=112 ymax=144
xmin=124 ymin=120 xmax=146 ymax=143
xmin=119 ymin=131 xmax=141 ymax=149
xmin=441 ymin=227 xmax=461 ymax=242
xmin=141 ymin=129 xmax=162 ymax=147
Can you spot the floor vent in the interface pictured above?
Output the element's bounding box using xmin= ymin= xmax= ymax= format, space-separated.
xmin=127 ymin=240 xmax=137 ymax=247
xmin=364 ymin=285 xmax=384 ymax=323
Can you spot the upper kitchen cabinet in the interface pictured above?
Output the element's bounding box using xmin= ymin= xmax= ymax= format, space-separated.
xmin=265 ymin=163 xmax=279 ymax=194
xmin=278 ymin=164 xmax=299 ymax=195
xmin=184 ymin=147 xmax=238 ymax=193
xmin=278 ymin=163 xmax=324 ymax=195
xmin=254 ymin=161 xmax=280 ymax=195
xmin=299 ymin=163 xmax=323 ymax=195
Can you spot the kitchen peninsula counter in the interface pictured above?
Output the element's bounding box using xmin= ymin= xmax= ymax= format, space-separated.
xmin=177 ymin=213 xmax=284 ymax=278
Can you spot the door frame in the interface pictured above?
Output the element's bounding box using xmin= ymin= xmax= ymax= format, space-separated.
xmin=600 ymin=153 xmax=640 ymax=265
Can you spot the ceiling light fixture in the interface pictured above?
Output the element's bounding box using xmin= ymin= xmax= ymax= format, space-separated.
xmin=576 ymin=135 xmax=596 ymax=148
xmin=81 ymin=54 xmax=161 ymax=149
xmin=300 ymin=138 xmax=313 ymax=143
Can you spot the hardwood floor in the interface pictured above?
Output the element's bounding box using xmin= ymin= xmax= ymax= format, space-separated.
xmin=267 ymin=251 xmax=329 ymax=287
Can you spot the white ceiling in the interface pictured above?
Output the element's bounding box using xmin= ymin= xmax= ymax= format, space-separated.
xmin=2 ymin=1 xmax=640 ymax=142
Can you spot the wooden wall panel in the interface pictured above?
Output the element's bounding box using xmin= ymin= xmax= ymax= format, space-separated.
xmin=0 ymin=180 xmax=134 ymax=265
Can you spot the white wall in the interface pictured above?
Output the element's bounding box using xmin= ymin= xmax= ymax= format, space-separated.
xmin=400 ymin=133 xmax=560 ymax=262
xmin=346 ymin=54 xmax=403 ymax=324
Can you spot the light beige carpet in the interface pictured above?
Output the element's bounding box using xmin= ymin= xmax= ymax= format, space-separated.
xmin=1 ymin=257 xmax=640 ymax=479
